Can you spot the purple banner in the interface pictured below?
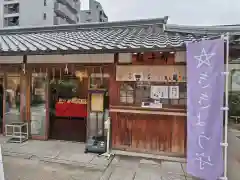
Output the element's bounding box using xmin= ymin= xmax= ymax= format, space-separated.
xmin=186 ymin=39 xmax=224 ymax=180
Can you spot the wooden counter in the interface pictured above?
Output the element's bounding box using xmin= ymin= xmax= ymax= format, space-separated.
xmin=110 ymin=106 xmax=186 ymax=156
xmin=109 ymin=108 xmax=186 ymax=116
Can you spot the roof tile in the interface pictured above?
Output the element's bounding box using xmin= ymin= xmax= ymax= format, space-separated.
xmin=1 ymin=18 xmax=238 ymax=55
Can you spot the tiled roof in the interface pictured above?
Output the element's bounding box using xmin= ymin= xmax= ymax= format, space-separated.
xmin=0 ymin=18 xmax=167 ymax=55
xmin=0 ymin=17 xmax=211 ymax=55
xmin=0 ymin=17 xmax=239 ymax=55
xmin=166 ymin=24 xmax=240 ymax=49
xmin=166 ymin=24 xmax=240 ymax=35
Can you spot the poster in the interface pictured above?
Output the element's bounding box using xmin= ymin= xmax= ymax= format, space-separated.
xmin=31 ymin=105 xmax=46 ymax=135
xmin=31 ymin=118 xmax=42 ymax=135
xmin=169 ymin=86 xmax=179 ymax=99
xmin=91 ymin=93 xmax=104 ymax=112
xmin=150 ymin=86 xmax=168 ymax=99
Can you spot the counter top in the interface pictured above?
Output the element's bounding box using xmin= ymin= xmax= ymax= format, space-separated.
xmin=110 ymin=105 xmax=186 ymax=112
xmin=109 ymin=106 xmax=187 ymax=116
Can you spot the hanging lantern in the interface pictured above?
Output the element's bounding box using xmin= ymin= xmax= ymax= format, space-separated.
xmin=64 ymin=64 xmax=68 ymax=74
xmin=71 ymin=64 xmax=74 ymax=76
xmin=22 ymin=63 xmax=26 ymax=74
xmin=45 ymin=68 xmax=47 ymax=79
xmin=100 ymin=66 xmax=103 ymax=87
xmin=50 ymin=68 xmax=55 ymax=84
xmin=59 ymin=68 xmax=63 ymax=84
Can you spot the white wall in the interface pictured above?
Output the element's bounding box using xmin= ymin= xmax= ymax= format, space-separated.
xmin=0 ymin=1 xmax=3 ymax=28
xmin=0 ymin=0 xmax=81 ymax=28
xmin=19 ymin=0 xmax=54 ymax=27
xmin=80 ymin=0 xmax=108 ymax=23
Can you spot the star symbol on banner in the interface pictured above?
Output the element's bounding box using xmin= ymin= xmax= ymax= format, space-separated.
xmin=194 ymin=48 xmax=215 ymax=68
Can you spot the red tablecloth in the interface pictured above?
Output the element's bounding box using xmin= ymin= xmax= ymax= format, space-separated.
xmin=55 ymin=103 xmax=87 ymax=117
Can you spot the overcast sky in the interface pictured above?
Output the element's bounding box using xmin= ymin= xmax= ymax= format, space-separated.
xmin=81 ymin=0 xmax=240 ymax=25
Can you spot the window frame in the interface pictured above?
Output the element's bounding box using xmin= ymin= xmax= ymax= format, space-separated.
xmin=119 ymin=82 xmax=135 ymax=105
xmin=118 ymin=81 xmax=187 ymax=108
xmin=43 ymin=13 xmax=47 ymax=20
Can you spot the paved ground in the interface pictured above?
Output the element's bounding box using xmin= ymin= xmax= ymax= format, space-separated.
xmin=4 ymin=156 xmax=103 ymax=180
xmin=0 ymin=136 xmax=194 ymax=180
xmin=227 ymin=128 xmax=240 ymax=180
xmin=0 ymin=136 xmax=111 ymax=172
xmin=101 ymin=156 xmax=194 ymax=180
xmin=3 ymin=155 xmax=193 ymax=180
xmin=0 ymin=130 xmax=240 ymax=180
xmin=0 ymin=136 xmax=113 ymax=180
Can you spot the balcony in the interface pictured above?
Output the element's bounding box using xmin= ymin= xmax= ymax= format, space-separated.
xmin=55 ymin=2 xmax=74 ymax=19
xmin=99 ymin=10 xmax=108 ymax=22
xmin=56 ymin=0 xmax=78 ymax=14
xmin=4 ymin=16 xmax=19 ymax=27
xmin=4 ymin=3 xmax=19 ymax=15
xmin=54 ymin=10 xmax=76 ymax=24
xmin=3 ymin=0 xmax=19 ymax=5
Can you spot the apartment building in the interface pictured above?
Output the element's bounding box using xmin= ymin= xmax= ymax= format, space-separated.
xmin=80 ymin=0 xmax=108 ymax=23
xmin=0 ymin=0 xmax=81 ymax=28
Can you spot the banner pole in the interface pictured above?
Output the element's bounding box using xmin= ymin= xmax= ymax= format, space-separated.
xmin=0 ymin=145 xmax=5 ymax=180
xmin=220 ymin=32 xmax=229 ymax=180
xmin=100 ymin=117 xmax=114 ymax=159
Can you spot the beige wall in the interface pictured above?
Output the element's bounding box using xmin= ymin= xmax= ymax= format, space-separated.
xmin=0 ymin=56 xmax=22 ymax=64
xmin=27 ymin=54 xmax=114 ymax=64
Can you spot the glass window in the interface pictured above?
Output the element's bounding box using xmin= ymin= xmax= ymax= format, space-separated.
xmin=31 ymin=73 xmax=47 ymax=136
xmin=135 ymin=85 xmax=151 ymax=105
xmin=5 ymin=75 xmax=21 ymax=124
xmin=43 ymin=13 xmax=47 ymax=20
xmin=119 ymin=82 xmax=187 ymax=107
xmin=119 ymin=83 xmax=134 ymax=104
xmin=31 ymin=73 xmax=46 ymax=107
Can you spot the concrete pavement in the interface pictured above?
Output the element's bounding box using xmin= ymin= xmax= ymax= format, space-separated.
xmin=0 ymin=135 xmax=196 ymax=180
xmin=101 ymin=156 xmax=196 ymax=180
xmin=3 ymin=155 xmax=195 ymax=180
xmin=1 ymin=131 xmax=240 ymax=180
xmin=4 ymin=156 xmax=103 ymax=180
xmin=227 ymin=128 xmax=240 ymax=180
xmin=0 ymin=136 xmax=112 ymax=172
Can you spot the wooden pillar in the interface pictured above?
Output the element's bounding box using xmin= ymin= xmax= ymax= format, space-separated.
xmin=26 ymin=67 xmax=32 ymax=138
xmin=2 ymin=73 xmax=6 ymax=135
xmin=109 ymin=53 xmax=119 ymax=106
xmin=20 ymin=55 xmax=27 ymax=122
xmin=109 ymin=53 xmax=119 ymax=150
xmin=45 ymin=67 xmax=50 ymax=140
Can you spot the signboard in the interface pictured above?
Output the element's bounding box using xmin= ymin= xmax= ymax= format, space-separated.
xmin=31 ymin=113 xmax=43 ymax=135
xmin=186 ymin=39 xmax=224 ymax=180
xmin=91 ymin=93 xmax=104 ymax=112
xmin=55 ymin=99 xmax=87 ymax=117
xmin=150 ymin=86 xmax=169 ymax=99
xmin=169 ymin=86 xmax=179 ymax=99
xmin=30 ymin=105 xmax=46 ymax=136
